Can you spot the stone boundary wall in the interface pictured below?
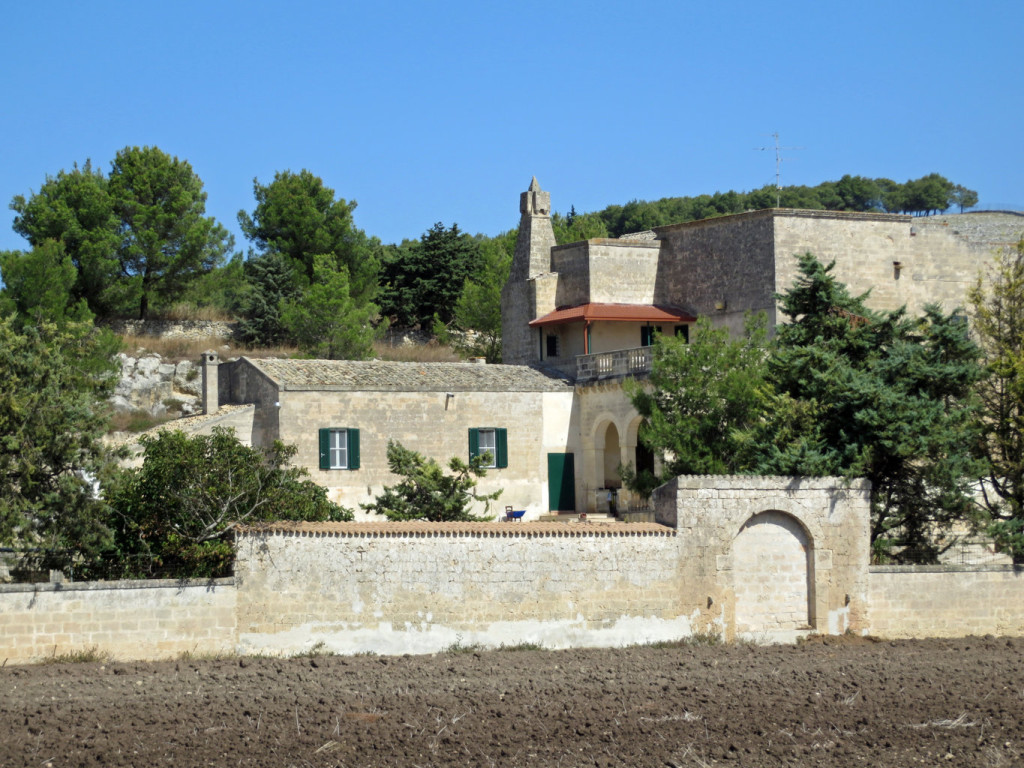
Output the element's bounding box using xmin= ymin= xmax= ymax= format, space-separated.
xmin=868 ymin=565 xmax=1024 ymax=639
xmin=0 ymin=579 xmax=236 ymax=664
xmin=234 ymin=522 xmax=693 ymax=656
xmin=7 ymin=516 xmax=1024 ymax=664
xmin=103 ymin=319 xmax=238 ymax=340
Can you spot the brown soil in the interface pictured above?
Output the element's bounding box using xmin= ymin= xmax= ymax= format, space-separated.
xmin=2 ymin=637 xmax=1023 ymax=767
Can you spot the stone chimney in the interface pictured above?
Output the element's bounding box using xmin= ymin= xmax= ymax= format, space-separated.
xmin=201 ymin=351 xmax=219 ymax=415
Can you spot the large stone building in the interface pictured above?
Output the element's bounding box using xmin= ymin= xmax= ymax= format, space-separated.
xmin=209 ymin=180 xmax=1022 ymax=517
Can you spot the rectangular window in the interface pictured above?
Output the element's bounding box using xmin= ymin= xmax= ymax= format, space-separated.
xmin=468 ymin=427 xmax=508 ymax=469
xmin=330 ymin=429 xmax=348 ymax=469
xmin=674 ymin=324 xmax=690 ymax=343
xmin=318 ymin=428 xmax=360 ymax=470
xmin=641 ymin=325 xmax=662 ymax=347
xmin=546 ymin=333 xmax=559 ymax=358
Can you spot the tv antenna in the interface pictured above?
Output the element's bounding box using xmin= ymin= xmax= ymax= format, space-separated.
xmin=755 ymin=132 xmax=804 ymax=207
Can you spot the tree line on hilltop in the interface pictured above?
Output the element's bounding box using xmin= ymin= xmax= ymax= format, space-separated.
xmin=3 ymin=146 xmax=979 ymax=363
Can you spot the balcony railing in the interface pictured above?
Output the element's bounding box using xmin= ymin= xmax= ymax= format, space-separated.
xmin=576 ymin=347 xmax=652 ymax=383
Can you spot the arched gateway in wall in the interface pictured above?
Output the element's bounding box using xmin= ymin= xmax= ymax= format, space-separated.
xmin=732 ymin=511 xmax=814 ymax=634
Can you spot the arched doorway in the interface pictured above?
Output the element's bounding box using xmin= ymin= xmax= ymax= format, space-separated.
xmin=733 ymin=511 xmax=813 ymax=634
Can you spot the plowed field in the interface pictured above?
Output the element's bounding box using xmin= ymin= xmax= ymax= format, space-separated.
xmin=2 ymin=636 xmax=1023 ymax=767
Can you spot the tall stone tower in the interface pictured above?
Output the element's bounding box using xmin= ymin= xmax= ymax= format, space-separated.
xmin=501 ymin=177 xmax=557 ymax=365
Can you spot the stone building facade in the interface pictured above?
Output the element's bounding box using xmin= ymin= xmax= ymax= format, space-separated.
xmin=209 ymin=355 xmax=578 ymax=517
xmin=499 ymin=179 xmax=1022 ymax=508
xmin=206 ymin=180 xmax=1021 ymax=518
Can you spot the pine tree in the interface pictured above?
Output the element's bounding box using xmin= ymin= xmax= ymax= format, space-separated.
xmin=759 ymin=254 xmax=985 ymax=561
xmin=969 ymin=239 xmax=1024 ymax=562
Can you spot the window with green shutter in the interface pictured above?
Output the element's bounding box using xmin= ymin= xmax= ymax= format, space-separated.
xmin=469 ymin=427 xmax=507 ymax=469
xmin=318 ymin=428 xmax=360 ymax=470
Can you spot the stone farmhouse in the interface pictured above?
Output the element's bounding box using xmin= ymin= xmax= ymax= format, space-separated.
xmin=5 ymin=184 xmax=1024 ymax=661
xmin=205 ymin=179 xmax=1023 ymax=519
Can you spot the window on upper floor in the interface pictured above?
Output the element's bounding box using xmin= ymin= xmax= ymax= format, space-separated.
xmin=641 ymin=325 xmax=662 ymax=347
xmin=546 ymin=333 xmax=559 ymax=358
xmin=318 ymin=428 xmax=360 ymax=470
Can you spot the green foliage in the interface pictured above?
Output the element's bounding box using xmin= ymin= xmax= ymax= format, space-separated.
xmin=238 ymin=169 xmax=378 ymax=303
xmin=280 ymin=255 xmax=380 ymax=360
xmin=234 ymin=251 xmax=304 ymax=347
xmin=10 ymin=160 xmax=122 ymax=317
xmin=361 ymin=440 xmax=501 ymax=522
xmin=0 ymin=317 xmax=122 ymax=572
xmin=176 ymin=252 xmax=248 ymax=316
xmin=969 ymin=239 xmax=1024 ymax=562
xmin=451 ymin=231 xmax=514 ymax=362
xmin=41 ymin=646 xmax=112 ymax=665
xmin=105 ymin=427 xmax=352 ymax=578
xmin=380 ymin=223 xmax=481 ymax=327
xmin=551 ymin=209 xmax=610 ymax=244
xmin=109 ymin=146 xmax=235 ymax=319
xmin=9 ymin=149 xmax=234 ymax=320
xmin=0 ymin=240 xmax=93 ymax=327
xmin=585 ymin=173 xmax=974 ymax=236
xmin=626 ymin=316 xmax=769 ymax=478
xmin=757 ymin=254 xmax=985 ymax=560
xmin=951 ymin=184 xmax=979 ymax=213
xmin=632 ymin=255 xmax=985 ymax=561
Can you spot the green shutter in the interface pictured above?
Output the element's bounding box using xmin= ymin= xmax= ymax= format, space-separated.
xmin=468 ymin=428 xmax=479 ymax=460
xmin=495 ymin=428 xmax=508 ymax=468
xmin=347 ymin=428 xmax=360 ymax=470
xmin=318 ymin=428 xmax=331 ymax=470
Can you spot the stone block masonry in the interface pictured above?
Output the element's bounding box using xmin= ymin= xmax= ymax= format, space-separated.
xmin=5 ymin=477 xmax=1024 ymax=664
xmin=234 ymin=522 xmax=691 ymax=656
xmin=0 ymin=579 xmax=236 ymax=664
xmin=868 ymin=566 xmax=1024 ymax=639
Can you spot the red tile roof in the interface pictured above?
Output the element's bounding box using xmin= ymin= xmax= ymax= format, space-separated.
xmin=529 ymin=303 xmax=695 ymax=327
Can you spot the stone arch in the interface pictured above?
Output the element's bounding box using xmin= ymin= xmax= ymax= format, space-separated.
xmin=624 ymin=415 xmax=655 ymax=480
xmin=732 ymin=510 xmax=815 ymax=635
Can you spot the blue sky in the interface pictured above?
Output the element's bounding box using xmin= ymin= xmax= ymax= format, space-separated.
xmin=2 ymin=0 xmax=1021 ymax=255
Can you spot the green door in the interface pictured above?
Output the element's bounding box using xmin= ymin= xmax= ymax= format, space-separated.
xmin=547 ymin=453 xmax=576 ymax=511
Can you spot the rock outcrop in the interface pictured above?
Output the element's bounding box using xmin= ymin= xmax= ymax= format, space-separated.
xmin=112 ymin=353 xmax=203 ymax=416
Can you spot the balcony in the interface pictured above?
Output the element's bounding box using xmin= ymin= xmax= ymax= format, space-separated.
xmin=575 ymin=347 xmax=652 ymax=384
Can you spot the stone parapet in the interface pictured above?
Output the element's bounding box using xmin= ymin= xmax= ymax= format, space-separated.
xmin=576 ymin=347 xmax=651 ymax=383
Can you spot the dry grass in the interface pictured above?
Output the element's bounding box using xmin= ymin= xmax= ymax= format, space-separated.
xmin=119 ymin=333 xmax=299 ymax=363
xmin=108 ymin=409 xmax=177 ymax=434
xmin=373 ymin=339 xmax=462 ymax=363
xmin=118 ymin=334 xmax=461 ymax=365
xmin=41 ymin=646 xmax=112 ymax=664
xmin=161 ymin=303 xmax=235 ymax=322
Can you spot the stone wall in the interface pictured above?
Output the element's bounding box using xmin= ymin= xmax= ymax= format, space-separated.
xmin=868 ymin=565 xmax=1024 ymax=638
xmin=576 ymin=381 xmax=647 ymax=513
xmin=221 ymin=385 xmax=581 ymax=524
xmin=104 ymin=319 xmax=237 ymax=340
xmin=266 ymin=387 xmax=578 ymax=518
xmin=234 ymin=522 xmax=687 ymax=656
xmin=0 ymin=579 xmax=236 ymax=663
xmin=654 ymin=212 xmax=778 ymax=334
xmin=772 ymin=210 xmax=1006 ymax=318
xmin=550 ymin=239 xmax=661 ymax=307
xmin=7 ymin=504 xmax=1024 ymax=663
xmin=654 ymin=475 xmax=872 ymax=641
